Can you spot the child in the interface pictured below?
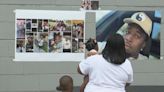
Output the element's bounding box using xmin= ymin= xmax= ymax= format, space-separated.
xmin=56 ymin=75 xmax=73 ymax=92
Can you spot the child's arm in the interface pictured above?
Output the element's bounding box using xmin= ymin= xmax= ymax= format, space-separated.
xmin=80 ymin=75 xmax=89 ymax=92
xmin=87 ymin=49 xmax=98 ymax=57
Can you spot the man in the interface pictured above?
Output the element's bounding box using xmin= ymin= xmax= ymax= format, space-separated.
xmin=89 ymin=12 xmax=152 ymax=60
xmin=123 ymin=12 xmax=152 ymax=60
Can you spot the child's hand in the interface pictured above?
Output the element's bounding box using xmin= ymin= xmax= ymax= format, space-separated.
xmin=87 ymin=49 xmax=98 ymax=57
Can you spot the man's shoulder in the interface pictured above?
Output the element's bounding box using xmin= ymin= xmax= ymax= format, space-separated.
xmin=128 ymin=53 xmax=148 ymax=60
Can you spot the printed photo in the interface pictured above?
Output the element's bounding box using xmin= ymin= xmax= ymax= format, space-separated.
xmin=81 ymin=0 xmax=91 ymax=10
xmin=26 ymin=19 xmax=32 ymax=32
xmin=49 ymin=20 xmax=56 ymax=31
xmin=63 ymin=32 xmax=71 ymax=52
xmin=49 ymin=20 xmax=71 ymax=31
xmin=78 ymin=39 xmax=84 ymax=53
xmin=16 ymin=39 xmax=25 ymax=53
xmin=34 ymin=33 xmax=48 ymax=52
xmin=38 ymin=19 xmax=43 ymax=32
xmin=72 ymin=20 xmax=84 ymax=39
xmin=80 ymin=0 xmax=99 ymax=10
xmin=91 ymin=1 xmax=99 ymax=10
xmin=72 ymin=38 xmax=78 ymax=53
xmin=42 ymin=19 xmax=49 ymax=32
xmin=32 ymin=19 xmax=38 ymax=32
xmin=17 ymin=19 xmax=25 ymax=39
xmin=49 ymin=32 xmax=63 ymax=53
xmin=96 ymin=10 xmax=161 ymax=60
xmin=26 ymin=33 xmax=34 ymax=52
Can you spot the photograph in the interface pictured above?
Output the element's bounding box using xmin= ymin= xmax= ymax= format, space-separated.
xmin=26 ymin=19 xmax=32 ymax=32
xmin=49 ymin=20 xmax=56 ymax=31
xmin=50 ymin=20 xmax=72 ymax=31
xmin=78 ymin=39 xmax=84 ymax=53
xmin=91 ymin=0 xmax=99 ymax=10
xmin=38 ymin=19 xmax=43 ymax=32
xmin=34 ymin=32 xmax=48 ymax=52
xmin=32 ymin=19 xmax=38 ymax=32
xmin=80 ymin=0 xmax=99 ymax=10
xmin=80 ymin=0 xmax=92 ymax=10
xmin=26 ymin=33 xmax=34 ymax=52
xmin=17 ymin=19 xmax=25 ymax=39
xmin=49 ymin=32 xmax=63 ymax=53
xmin=63 ymin=32 xmax=71 ymax=52
xmin=72 ymin=38 xmax=78 ymax=53
xmin=42 ymin=19 xmax=49 ymax=32
xmin=16 ymin=39 xmax=25 ymax=53
xmin=72 ymin=20 xmax=84 ymax=39
xmin=96 ymin=10 xmax=161 ymax=60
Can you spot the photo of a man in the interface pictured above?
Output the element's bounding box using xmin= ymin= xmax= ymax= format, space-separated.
xmin=123 ymin=12 xmax=152 ymax=60
xmin=16 ymin=39 xmax=25 ymax=53
xmin=96 ymin=11 xmax=161 ymax=60
xmin=26 ymin=33 xmax=34 ymax=52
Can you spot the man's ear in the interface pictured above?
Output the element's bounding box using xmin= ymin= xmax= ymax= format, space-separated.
xmin=140 ymin=38 xmax=152 ymax=57
xmin=141 ymin=42 xmax=146 ymax=50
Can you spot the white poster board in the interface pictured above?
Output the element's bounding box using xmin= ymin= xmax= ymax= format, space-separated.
xmin=14 ymin=9 xmax=85 ymax=62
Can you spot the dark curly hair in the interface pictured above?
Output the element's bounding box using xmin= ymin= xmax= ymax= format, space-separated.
xmin=85 ymin=38 xmax=98 ymax=51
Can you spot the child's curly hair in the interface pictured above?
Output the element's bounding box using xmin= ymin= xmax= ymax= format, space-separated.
xmin=85 ymin=38 xmax=98 ymax=51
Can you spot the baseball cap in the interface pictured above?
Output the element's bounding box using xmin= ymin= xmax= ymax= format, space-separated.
xmin=123 ymin=12 xmax=152 ymax=36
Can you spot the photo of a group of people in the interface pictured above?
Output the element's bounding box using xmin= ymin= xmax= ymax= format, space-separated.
xmin=16 ymin=19 xmax=84 ymax=53
xmin=49 ymin=20 xmax=72 ymax=31
xmin=80 ymin=0 xmax=99 ymax=10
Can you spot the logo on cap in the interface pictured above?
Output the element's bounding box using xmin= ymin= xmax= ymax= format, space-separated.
xmin=136 ymin=13 xmax=146 ymax=21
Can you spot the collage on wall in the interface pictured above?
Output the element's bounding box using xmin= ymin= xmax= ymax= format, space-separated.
xmin=16 ymin=19 xmax=84 ymax=53
xmin=96 ymin=10 xmax=161 ymax=60
xmin=14 ymin=10 xmax=86 ymax=61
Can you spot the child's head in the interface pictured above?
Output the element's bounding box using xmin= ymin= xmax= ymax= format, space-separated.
xmin=56 ymin=75 xmax=73 ymax=92
xmin=54 ymin=33 xmax=61 ymax=43
xmin=85 ymin=38 xmax=98 ymax=51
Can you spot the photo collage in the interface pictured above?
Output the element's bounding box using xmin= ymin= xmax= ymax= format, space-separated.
xmin=16 ymin=19 xmax=84 ymax=53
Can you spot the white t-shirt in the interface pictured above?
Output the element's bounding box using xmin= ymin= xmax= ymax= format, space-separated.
xmin=79 ymin=55 xmax=133 ymax=92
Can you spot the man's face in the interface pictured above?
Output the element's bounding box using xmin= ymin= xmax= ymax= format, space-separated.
xmin=124 ymin=25 xmax=146 ymax=56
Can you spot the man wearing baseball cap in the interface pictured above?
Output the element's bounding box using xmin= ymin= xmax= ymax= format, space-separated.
xmin=123 ymin=12 xmax=152 ymax=60
xmin=87 ymin=12 xmax=152 ymax=60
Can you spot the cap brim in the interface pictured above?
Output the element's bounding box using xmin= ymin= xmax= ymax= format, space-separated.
xmin=123 ymin=18 xmax=140 ymax=25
